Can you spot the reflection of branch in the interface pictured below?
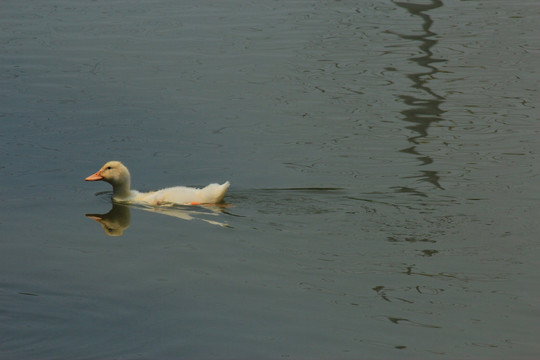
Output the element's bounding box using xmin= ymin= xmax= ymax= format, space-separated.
xmin=393 ymin=0 xmax=444 ymax=29
xmin=390 ymin=0 xmax=446 ymax=192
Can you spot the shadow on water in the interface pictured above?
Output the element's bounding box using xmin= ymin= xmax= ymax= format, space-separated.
xmin=390 ymin=0 xmax=446 ymax=192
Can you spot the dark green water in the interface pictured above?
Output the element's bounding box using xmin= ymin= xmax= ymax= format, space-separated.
xmin=1 ymin=0 xmax=539 ymax=358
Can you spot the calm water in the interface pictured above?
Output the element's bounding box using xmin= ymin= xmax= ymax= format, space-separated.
xmin=1 ymin=0 xmax=539 ymax=358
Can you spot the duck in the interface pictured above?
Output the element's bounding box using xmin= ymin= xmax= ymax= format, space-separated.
xmin=85 ymin=161 xmax=230 ymax=206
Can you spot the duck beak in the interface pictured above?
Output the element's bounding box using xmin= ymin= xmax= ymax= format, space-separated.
xmin=85 ymin=171 xmax=103 ymax=181
xmin=85 ymin=214 xmax=103 ymax=221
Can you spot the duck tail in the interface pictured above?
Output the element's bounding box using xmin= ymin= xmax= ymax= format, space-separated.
xmin=202 ymin=181 xmax=230 ymax=203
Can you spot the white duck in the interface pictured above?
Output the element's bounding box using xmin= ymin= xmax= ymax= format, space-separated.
xmin=85 ymin=161 xmax=230 ymax=206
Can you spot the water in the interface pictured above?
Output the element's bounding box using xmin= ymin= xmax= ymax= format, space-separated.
xmin=1 ymin=0 xmax=539 ymax=358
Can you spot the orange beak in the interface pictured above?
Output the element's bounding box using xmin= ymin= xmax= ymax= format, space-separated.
xmin=85 ymin=171 xmax=103 ymax=181
xmin=85 ymin=214 xmax=103 ymax=221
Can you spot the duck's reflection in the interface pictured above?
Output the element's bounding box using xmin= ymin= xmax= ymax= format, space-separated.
xmin=86 ymin=202 xmax=230 ymax=236
xmin=86 ymin=203 xmax=131 ymax=236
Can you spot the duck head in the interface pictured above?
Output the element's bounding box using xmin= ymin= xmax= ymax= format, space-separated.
xmin=85 ymin=161 xmax=131 ymax=199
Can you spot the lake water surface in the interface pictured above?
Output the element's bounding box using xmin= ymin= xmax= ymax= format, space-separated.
xmin=1 ymin=0 xmax=540 ymax=359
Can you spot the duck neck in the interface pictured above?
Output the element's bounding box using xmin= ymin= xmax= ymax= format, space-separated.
xmin=112 ymin=178 xmax=131 ymax=200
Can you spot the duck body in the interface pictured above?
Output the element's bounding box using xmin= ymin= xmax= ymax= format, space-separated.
xmin=85 ymin=161 xmax=229 ymax=206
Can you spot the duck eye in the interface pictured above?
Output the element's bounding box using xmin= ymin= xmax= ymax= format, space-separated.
xmin=106 ymin=166 xmax=112 ymax=170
